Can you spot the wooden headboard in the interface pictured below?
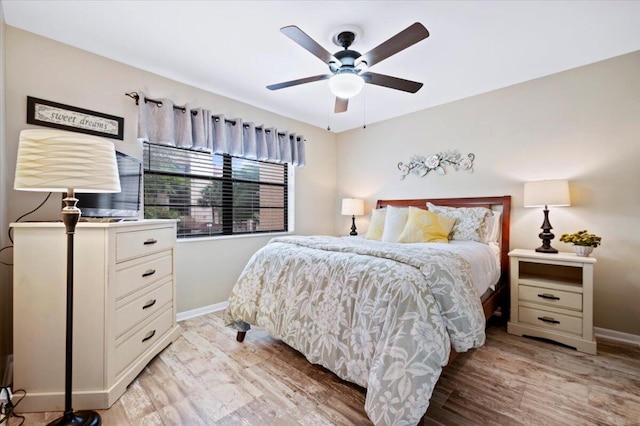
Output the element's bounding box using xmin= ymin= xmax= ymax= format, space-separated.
xmin=376 ymin=196 xmax=512 ymax=290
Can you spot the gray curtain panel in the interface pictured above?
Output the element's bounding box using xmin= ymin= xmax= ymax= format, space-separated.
xmin=137 ymin=92 xmax=176 ymax=146
xmin=191 ymin=108 xmax=212 ymax=152
xmin=137 ymin=93 xmax=306 ymax=166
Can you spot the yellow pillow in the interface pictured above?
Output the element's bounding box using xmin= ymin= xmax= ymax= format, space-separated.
xmin=365 ymin=208 xmax=386 ymax=241
xmin=397 ymin=207 xmax=456 ymax=243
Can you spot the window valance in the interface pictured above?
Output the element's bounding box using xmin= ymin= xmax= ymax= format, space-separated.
xmin=134 ymin=91 xmax=306 ymax=167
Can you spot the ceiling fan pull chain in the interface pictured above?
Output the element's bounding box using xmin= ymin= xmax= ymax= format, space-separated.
xmin=327 ymin=90 xmax=332 ymax=131
xmin=363 ymin=85 xmax=367 ymax=129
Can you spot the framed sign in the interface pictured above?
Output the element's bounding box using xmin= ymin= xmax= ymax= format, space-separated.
xmin=27 ymin=96 xmax=124 ymax=140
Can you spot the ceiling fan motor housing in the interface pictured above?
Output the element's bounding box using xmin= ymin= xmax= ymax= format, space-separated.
xmin=330 ymin=49 xmax=361 ymax=73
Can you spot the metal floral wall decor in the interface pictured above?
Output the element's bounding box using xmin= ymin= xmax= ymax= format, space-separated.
xmin=398 ymin=150 xmax=475 ymax=180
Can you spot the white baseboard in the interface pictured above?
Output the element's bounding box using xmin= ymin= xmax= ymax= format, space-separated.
xmin=177 ymin=301 xmax=229 ymax=322
xmin=595 ymin=327 xmax=640 ymax=346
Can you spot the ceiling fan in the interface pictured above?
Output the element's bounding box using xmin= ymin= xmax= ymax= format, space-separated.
xmin=267 ymin=22 xmax=429 ymax=113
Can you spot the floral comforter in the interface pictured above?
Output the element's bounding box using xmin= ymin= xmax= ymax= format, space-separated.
xmin=224 ymin=236 xmax=486 ymax=425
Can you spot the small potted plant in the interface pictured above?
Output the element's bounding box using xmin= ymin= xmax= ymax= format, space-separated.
xmin=559 ymin=230 xmax=602 ymax=257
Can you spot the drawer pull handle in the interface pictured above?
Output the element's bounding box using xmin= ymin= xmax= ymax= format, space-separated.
xmin=142 ymin=269 xmax=156 ymax=278
xmin=537 ymin=293 xmax=560 ymax=300
xmin=142 ymin=299 xmax=157 ymax=310
xmin=143 ymin=239 xmax=158 ymax=245
xmin=142 ymin=329 xmax=156 ymax=343
xmin=538 ymin=316 xmax=560 ymax=324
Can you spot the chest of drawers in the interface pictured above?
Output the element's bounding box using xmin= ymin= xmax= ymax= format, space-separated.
xmin=507 ymin=249 xmax=596 ymax=354
xmin=12 ymin=220 xmax=181 ymax=412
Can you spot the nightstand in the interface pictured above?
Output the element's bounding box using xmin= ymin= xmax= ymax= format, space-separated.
xmin=507 ymin=249 xmax=597 ymax=354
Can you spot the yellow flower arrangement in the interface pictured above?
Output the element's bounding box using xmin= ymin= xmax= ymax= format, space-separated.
xmin=559 ymin=230 xmax=602 ymax=247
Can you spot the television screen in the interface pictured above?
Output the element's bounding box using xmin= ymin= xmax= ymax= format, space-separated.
xmin=77 ymin=151 xmax=142 ymax=219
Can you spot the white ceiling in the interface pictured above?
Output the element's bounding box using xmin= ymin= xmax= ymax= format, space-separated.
xmin=3 ymin=1 xmax=640 ymax=133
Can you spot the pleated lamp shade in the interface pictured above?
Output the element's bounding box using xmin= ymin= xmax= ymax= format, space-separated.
xmin=14 ymin=129 xmax=121 ymax=193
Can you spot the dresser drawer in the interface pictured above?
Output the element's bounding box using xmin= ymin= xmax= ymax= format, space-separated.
xmin=115 ymin=308 xmax=173 ymax=375
xmin=116 ymin=226 xmax=175 ymax=262
xmin=519 ymin=284 xmax=582 ymax=311
xmin=116 ymin=279 xmax=173 ymax=338
xmin=519 ymin=306 xmax=582 ymax=335
xmin=115 ymin=251 xmax=172 ymax=300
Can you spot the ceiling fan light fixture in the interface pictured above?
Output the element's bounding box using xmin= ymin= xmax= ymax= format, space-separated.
xmin=328 ymin=72 xmax=365 ymax=99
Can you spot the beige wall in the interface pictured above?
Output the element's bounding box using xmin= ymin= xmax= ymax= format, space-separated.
xmin=336 ymin=51 xmax=640 ymax=336
xmin=1 ymin=25 xmax=338 ymax=319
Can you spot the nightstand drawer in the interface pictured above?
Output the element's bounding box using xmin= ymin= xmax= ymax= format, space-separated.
xmin=519 ymin=284 xmax=582 ymax=311
xmin=519 ymin=306 xmax=582 ymax=335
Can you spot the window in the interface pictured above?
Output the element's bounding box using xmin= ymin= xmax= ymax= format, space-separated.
xmin=143 ymin=142 xmax=289 ymax=238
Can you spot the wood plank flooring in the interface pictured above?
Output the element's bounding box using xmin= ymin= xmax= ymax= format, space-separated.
xmin=13 ymin=313 xmax=640 ymax=425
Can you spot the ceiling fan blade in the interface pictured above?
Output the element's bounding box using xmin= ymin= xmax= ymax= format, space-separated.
xmin=334 ymin=97 xmax=348 ymax=113
xmin=357 ymin=22 xmax=429 ymax=68
xmin=267 ymin=74 xmax=331 ymax=91
xmin=280 ymin=25 xmax=338 ymax=64
xmin=362 ymin=72 xmax=424 ymax=93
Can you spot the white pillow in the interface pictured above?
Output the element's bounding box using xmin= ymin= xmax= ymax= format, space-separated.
xmin=485 ymin=211 xmax=502 ymax=243
xmin=381 ymin=206 xmax=409 ymax=243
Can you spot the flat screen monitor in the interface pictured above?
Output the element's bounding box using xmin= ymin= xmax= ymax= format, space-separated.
xmin=76 ymin=151 xmax=142 ymax=219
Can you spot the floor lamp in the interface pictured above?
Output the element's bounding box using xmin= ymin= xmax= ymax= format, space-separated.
xmin=14 ymin=129 xmax=121 ymax=426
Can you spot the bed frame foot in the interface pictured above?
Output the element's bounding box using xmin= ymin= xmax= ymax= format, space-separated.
xmin=236 ymin=331 xmax=246 ymax=342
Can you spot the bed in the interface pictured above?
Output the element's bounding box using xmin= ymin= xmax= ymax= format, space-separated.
xmin=224 ymin=196 xmax=511 ymax=425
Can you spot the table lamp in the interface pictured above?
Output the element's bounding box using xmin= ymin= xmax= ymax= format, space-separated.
xmin=524 ymin=179 xmax=570 ymax=253
xmin=14 ymin=129 xmax=121 ymax=426
xmin=341 ymin=198 xmax=364 ymax=236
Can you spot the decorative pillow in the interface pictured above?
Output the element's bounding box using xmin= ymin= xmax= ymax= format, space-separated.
xmin=381 ymin=206 xmax=409 ymax=243
xmin=426 ymin=202 xmax=492 ymax=242
xmin=365 ymin=208 xmax=386 ymax=241
xmin=398 ymin=207 xmax=456 ymax=243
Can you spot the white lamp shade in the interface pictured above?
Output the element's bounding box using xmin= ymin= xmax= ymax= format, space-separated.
xmin=328 ymin=73 xmax=365 ymax=99
xmin=523 ymin=179 xmax=570 ymax=207
xmin=14 ymin=129 xmax=121 ymax=193
xmin=341 ymin=198 xmax=364 ymax=216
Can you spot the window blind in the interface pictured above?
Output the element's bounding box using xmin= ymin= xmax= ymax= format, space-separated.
xmin=143 ymin=142 xmax=288 ymax=238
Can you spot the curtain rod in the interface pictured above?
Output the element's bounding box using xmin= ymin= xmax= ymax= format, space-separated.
xmin=125 ymin=92 xmax=295 ymax=138
xmin=126 ymin=91 xmax=223 ymax=119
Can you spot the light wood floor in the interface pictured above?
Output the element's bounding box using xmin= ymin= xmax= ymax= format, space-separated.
xmin=14 ymin=312 xmax=640 ymax=425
